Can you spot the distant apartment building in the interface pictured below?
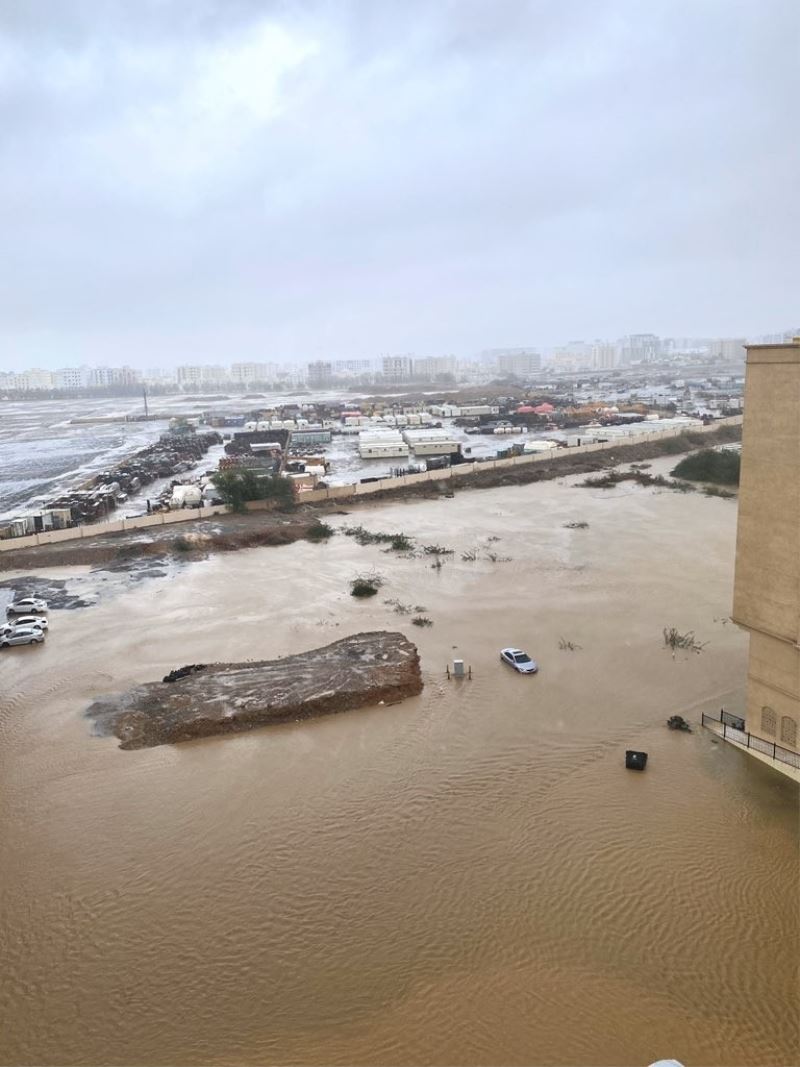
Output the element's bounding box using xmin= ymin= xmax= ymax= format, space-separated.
xmin=413 ymin=356 xmax=458 ymax=380
xmin=143 ymin=367 xmax=177 ymax=383
xmin=496 ymin=351 xmax=541 ymax=377
xmin=8 ymin=368 xmax=55 ymax=390
xmin=88 ymin=365 xmax=141 ymax=387
xmin=334 ymin=359 xmax=373 ymax=376
xmin=54 ymin=366 xmax=91 ymax=389
xmin=708 ymin=338 xmax=747 ymax=362
xmin=480 ymin=348 xmax=540 ymax=377
xmin=732 ymin=337 xmax=800 ymax=763
xmin=663 ymin=337 xmax=712 ymax=355
xmin=176 ymin=364 xmax=226 ymax=387
xmin=591 ymin=343 xmax=618 ymax=370
xmin=382 ymin=356 xmax=413 ymax=384
xmin=551 ymin=342 xmax=593 ymax=370
xmin=177 ymin=365 xmax=203 ymax=387
xmin=230 ymin=362 xmax=277 ymax=383
xmin=307 ymin=361 xmax=333 ymax=388
xmin=620 ymin=333 xmax=661 ymax=363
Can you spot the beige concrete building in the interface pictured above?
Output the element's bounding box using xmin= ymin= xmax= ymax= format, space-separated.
xmin=732 ymin=338 xmax=800 ymax=759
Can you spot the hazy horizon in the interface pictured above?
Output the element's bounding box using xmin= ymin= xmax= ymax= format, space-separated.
xmin=1 ymin=0 xmax=798 ymax=372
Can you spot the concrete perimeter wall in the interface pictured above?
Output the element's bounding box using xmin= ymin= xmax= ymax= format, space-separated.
xmin=0 ymin=417 xmax=741 ymax=553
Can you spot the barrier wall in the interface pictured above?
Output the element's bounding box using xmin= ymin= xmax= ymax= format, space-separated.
xmin=0 ymin=503 xmax=232 ymax=551
xmin=0 ymin=417 xmax=742 ymax=553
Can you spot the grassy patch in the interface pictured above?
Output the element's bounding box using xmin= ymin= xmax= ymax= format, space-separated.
xmin=581 ymin=471 xmax=695 ymax=493
xmin=663 ymin=627 xmax=707 ymax=654
xmin=342 ymin=525 xmax=414 ymax=551
xmin=384 ymin=598 xmax=428 ymax=615
xmin=411 ymin=615 xmax=433 ymax=627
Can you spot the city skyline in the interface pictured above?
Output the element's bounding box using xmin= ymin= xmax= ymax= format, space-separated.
xmin=5 ymin=328 xmax=800 ymax=395
xmin=4 ymin=327 xmax=800 ymax=385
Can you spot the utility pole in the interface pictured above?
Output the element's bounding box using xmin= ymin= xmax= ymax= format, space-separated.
xmin=143 ymin=384 xmax=149 ymax=418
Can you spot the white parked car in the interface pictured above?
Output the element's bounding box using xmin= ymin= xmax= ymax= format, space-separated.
xmin=6 ymin=597 xmax=48 ymax=615
xmin=0 ymin=626 xmax=45 ymax=648
xmin=9 ymin=615 xmax=48 ymax=631
xmin=500 ymin=648 xmax=538 ymax=674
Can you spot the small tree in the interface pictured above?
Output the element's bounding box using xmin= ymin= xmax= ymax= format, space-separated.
xmin=211 ymin=468 xmax=295 ymax=512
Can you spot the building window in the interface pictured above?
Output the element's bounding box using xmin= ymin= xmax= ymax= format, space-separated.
xmin=780 ymin=716 xmax=797 ymax=748
xmin=761 ymin=707 xmax=777 ymax=736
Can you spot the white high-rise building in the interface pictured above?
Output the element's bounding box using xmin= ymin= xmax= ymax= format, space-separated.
xmin=177 ymin=365 xmax=205 ymax=387
xmin=11 ymin=368 xmax=54 ymax=390
xmin=231 ymin=362 xmax=276 ymax=383
xmin=382 ymin=356 xmax=413 ymax=383
xmin=620 ymin=334 xmax=661 ymax=363
xmin=591 ymin=343 xmax=618 ymax=370
xmin=54 ymin=366 xmax=91 ymax=389
xmin=413 ymin=356 xmax=458 ymax=380
xmin=496 ymin=351 xmax=541 ymax=377
xmin=708 ymin=338 xmax=747 ymax=361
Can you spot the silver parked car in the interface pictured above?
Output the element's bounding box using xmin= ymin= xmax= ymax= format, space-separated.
xmin=500 ymin=647 xmax=538 ymax=674
xmin=8 ymin=615 xmax=48 ymax=631
xmin=0 ymin=626 xmax=45 ymax=648
xmin=6 ymin=597 xmax=48 ymax=615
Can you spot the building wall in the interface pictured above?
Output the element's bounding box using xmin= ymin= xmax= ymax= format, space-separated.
xmin=382 ymin=356 xmax=413 ymax=383
xmin=732 ymin=340 xmax=800 ymax=751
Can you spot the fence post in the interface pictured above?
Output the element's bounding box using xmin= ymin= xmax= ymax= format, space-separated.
xmin=773 ymin=741 xmax=776 ymax=759
xmin=746 ymin=732 xmax=750 ymax=748
xmin=723 ymin=722 xmax=726 ymax=739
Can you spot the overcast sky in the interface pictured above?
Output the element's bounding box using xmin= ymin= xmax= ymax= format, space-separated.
xmin=1 ymin=0 xmax=798 ymax=369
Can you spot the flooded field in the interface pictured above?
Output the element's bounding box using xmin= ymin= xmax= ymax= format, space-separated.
xmin=0 ymin=392 xmax=342 ymax=519
xmin=0 ymin=463 xmax=797 ymax=1066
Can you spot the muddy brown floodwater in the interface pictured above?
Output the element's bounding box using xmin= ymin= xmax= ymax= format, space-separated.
xmin=0 ymin=457 xmax=797 ymax=1067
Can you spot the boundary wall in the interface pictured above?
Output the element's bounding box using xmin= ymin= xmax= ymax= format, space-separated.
xmin=0 ymin=417 xmax=741 ymax=553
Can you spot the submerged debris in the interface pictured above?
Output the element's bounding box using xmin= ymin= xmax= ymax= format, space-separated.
xmin=163 ymin=664 xmax=207 ymax=684
xmin=667 ymin=715 xmax=692 ymax=731
xmin=663 ymin=627 xmax=707 ymax=655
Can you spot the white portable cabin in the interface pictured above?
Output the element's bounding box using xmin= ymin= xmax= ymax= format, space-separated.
xmin=358 ymin=430 xmax=410 ymax=459
xmin=402 ymin=429 xmax=461 ymax=456
xmin=523 ymin=439 xmax=559 ymax=454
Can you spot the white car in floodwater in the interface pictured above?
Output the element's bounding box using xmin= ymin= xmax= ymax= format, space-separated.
xmin=500 ymin=648 xmax=538 ymax=674
xmin=0 ymin=626 xmax=45 ymax=648
xmin=6 ymin=597 xmax=48 ymax=615
xmin=8 ymin=615 xmax=48 ymax=631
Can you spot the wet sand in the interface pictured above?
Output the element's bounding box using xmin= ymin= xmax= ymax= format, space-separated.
xmin=0 ymin=458 xmax=797 ymax=1066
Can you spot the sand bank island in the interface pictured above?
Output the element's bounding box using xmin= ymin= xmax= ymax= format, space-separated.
xmin=87 ymin=631 xmax=423 ymax=749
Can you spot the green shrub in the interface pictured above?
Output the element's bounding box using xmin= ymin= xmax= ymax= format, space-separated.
xmin=350 ymin=573 xmax=384 ymax=598
xmin=671 ymin=449 xmax=740 ymax=485
xmin=305 ymin=521 xmax=334 ymax=542
xmin=210 ymin=468 xmax=295 ymax=512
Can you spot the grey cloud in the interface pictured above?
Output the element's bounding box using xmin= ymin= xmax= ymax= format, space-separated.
xmin=0 ymin=0 xmax=798 ymax=369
